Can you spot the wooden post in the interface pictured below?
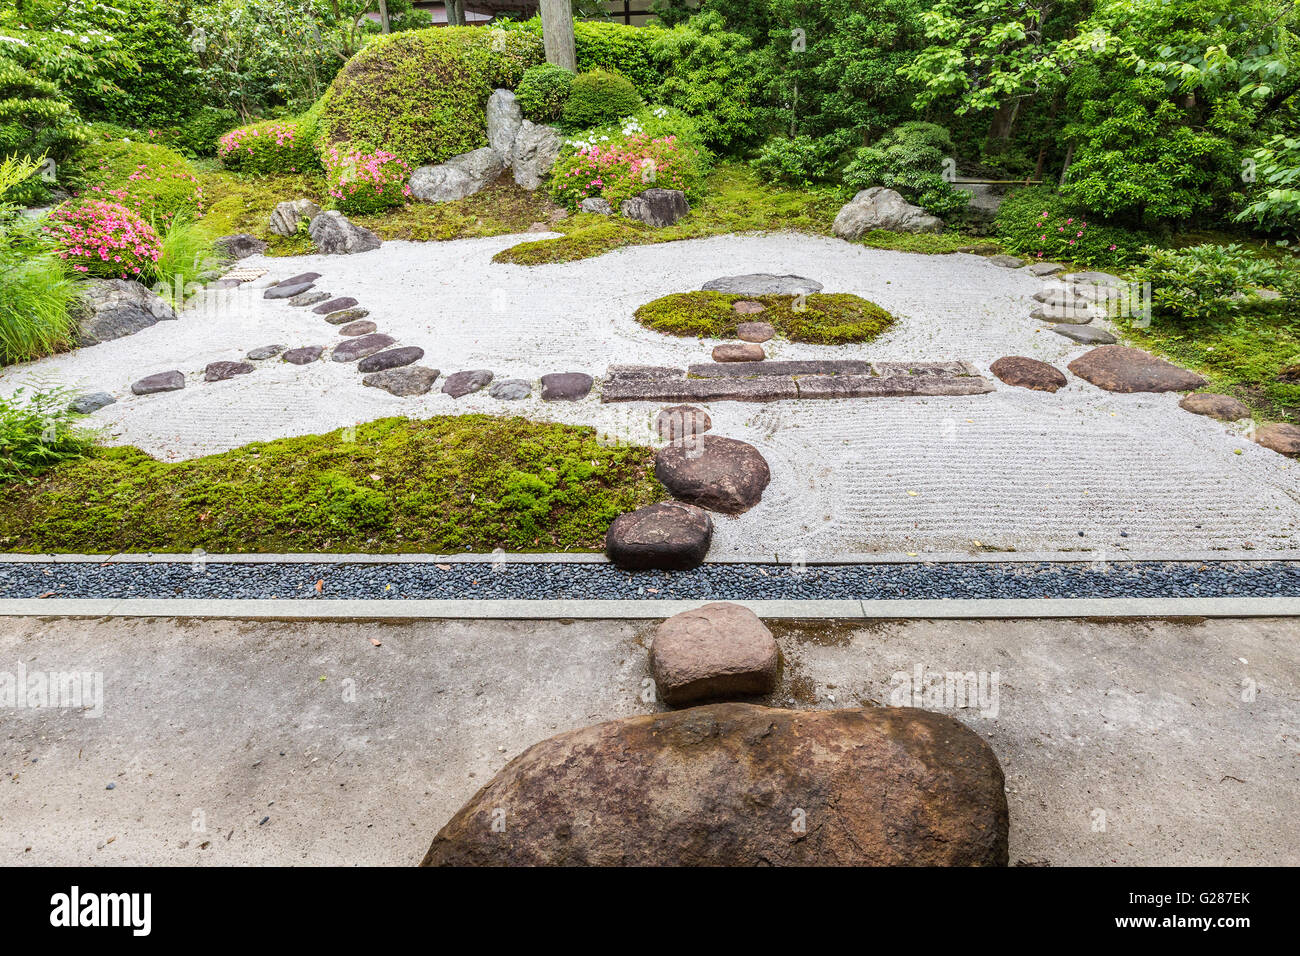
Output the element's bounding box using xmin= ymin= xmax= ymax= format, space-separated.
xmin=377 ymin=0 xmax=391 ymax=33
xmin=540 ymin=0 xmax=577 ymax=71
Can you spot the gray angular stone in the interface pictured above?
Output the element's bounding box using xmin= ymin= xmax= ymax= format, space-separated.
xmin=486 ymin=89 xmax=522 ymax=164
xmin=308 ymin=210 xmax=381 ymax=255
xmin=605 ymin=502 xmax=713 ymax=572
xmin=539 ymin=372 xmax=593 ymax=401
xmin=410 ymin=147 xmax=505 ymax=203
xmin=269 ymin=199 xmax=320 ymax=237
xmin=603 ymin=377 xmax=799 ymax=403
xmin=338 ymin=320 xmax=377 ymax=336
xmin=1033 ymin=287 xmax=1093 ymax=309
xmin=1027 ymin=261 xmax=1066 ymax=277
xmin=511 ymin=121 xmax=562 ymax=191
xmin=1052 ymin=324 xmax=1117 ymax=345
xmin=282 ymin=346 xmax=323 ymax=365
xmin=688 ymin=359 xmax=873 ymax=378
xmin=204 ymin=361 xmax=255 ymax=382
xmin=701 ymin=274 xmax=823 ymax=296
xmin=324 ymin=307 xmax=369 ymax=325
xmin=441 ymin=369 xmax=494 ymax=398
xmin=793 ymin=374 xmax=994 ymax=399
xmin=246 ymin=344 xmax=287 ymax=360
xmin=607 ymin=364 xmax=683 ymax=380
xmin=76 ymin=279 xmax=178 ymax=346
xmin=131 ymin=370 xmax=185 ymax=395
xmin=489 ymin=378 xmax=531 ymax=400
xmin=1030 ymin=303 xmax=1094 ymax=324
xmin=579 ymin=197 xmax=613 ymax=215
xmin=313 ymin=296 xmax=357 ymax=315
xmin=264 ymin=281 xmax=313 ymax=300
xmin=213 ymin=233 xmax=267 ymax=260
xmin=363 ymin=366 xmax=440 ymax=397
xmin=986 ymin=254 xmax=1025 ymax=269
xmin=288 ymin=290 xmax=330 ymax=307
xmin=1065 ymin=271 xmax=1124 ymax=287
xmin=832 ymin=186 xmax=943 ymax=238
xmin=620 ymin=188 xmax=690 ymax=228
xmin=332 ymin=333 xmax=396 ymax=362
xmin=69 ymin=392 xmax=116 ymax=414
xmin=357 ymin=346 xmax=424 ymax=373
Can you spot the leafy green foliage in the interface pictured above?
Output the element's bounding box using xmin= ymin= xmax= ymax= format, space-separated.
xmin=154 ymin=216 xmax=219 ymax=290
xmin=842 ymin=122 xmax=969 ymax=219
xmin=561 ymin=70 xmax=643 ymax=131
xmin=0 ymin=387 xmax=94 ymax=482
xmin=0 ymin=60 xmax=85 ymax=167
xmin=635 ymin=291 xmax=895 ymax=344
xmin=752 ymin=134 xmax=846 ymax=186
xmin=156 ymin=106 xmax=242 ymax=159
xmin=218 ymin=117 xmax=320 ymax=174
xmin=508 ymin=18 xmax=663 ymax=96
xmin=515 ymin=63 xmax=574 ymax=123
xmin=996 ymin=186 xmax=1152 ymax=267
xmin=1239 ymin=134 xmax=1300 ymax=239
xmin=70 ymin=138 xmax=205 ymax=224
xmin=1133 ymin=243 xmax=1298 ymax=321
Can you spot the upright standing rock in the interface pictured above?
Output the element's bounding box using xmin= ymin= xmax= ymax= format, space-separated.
xmin=486 ymin=89 xmax=523 ymax=165
xmin=308 ymin=211 xmax=381 ymax=255
xmin=269 ymin=199 xmax=320 ymax=237
xmin=511 ymin=121 xmax=562 ymax=191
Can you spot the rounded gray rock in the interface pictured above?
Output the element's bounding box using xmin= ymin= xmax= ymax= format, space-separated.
xmin=246 ymin=344 xmax=287 ymax=360
xmin=489 ymin=378 xmax=531 ymax=400
xmin=131 ymin=370 xmax=185 ymax=395
xmin=204 ymin=361 xmax=255 ymax=382
xmin=539 ymin=372 xmax=593 ymax=401
xmin=313 ymin=296 xmax=358 ymax=315
xmin=357 ymin=346 xmax=424 ymax=373
xmin=324 ymin=307 xmax=369 ymax=325
xmin=442 ymin=370 xmax=494 ymax=398
xmin=282 ymin=346 xmax=324 ymax=365
xmin=69 ymin=392 xmax=116 ymax=414
xmin=363 ymin=366 xmax=440 ymax=397
xmin=702 ymin=274 xmax=823 ymax=296
xmin=654 ymin=435 xmax=771 ymax=514
xmin=338 ymin=320 xmax=377 ymax=336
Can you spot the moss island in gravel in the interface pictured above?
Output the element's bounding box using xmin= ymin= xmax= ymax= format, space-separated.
xmin=0 ymin=415 xmax=664 ymax=554
xmin=634 ymin=291 xmax=896 ymax=345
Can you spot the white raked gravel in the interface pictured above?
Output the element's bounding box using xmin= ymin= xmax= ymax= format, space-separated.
xmin=4 ymin=231 xmax=1298 ymax=557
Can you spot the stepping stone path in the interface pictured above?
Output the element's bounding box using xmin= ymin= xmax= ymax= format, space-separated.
xmin=733 ymin=301 xmax=766 ymax=315
xmin=604 ymin=501 xmax=713 ymax=571
xmin=702 ymin=274 xmax=823 ymax=295
xmin=1030 ymin=302 xmax=1093 ymax=324
xmin=1027 ymin=261 xmax=1065 ymax=277
xmin=650 ymin=602 xmax=779 ymax=706
xmin=990 ymin=356 xmax=1067 ymax=393
xmin=442 ymin=370 xmax=494 ymax=398
xmin=131 ymin=370 xmax=185 ymax=395
xmin=489 ymin=378 xmax=531 ymax=400
xmin=264 ymin=281 xmax=313 ymax=300
xmin=282 ymin=346 xmax=324 ymax=365
xmin=1052 ymin=324 xmax=1116 ymax=345
xmin=655 ymin=435 xmax=771 ymax=514
xmin=655 ymin=405 xmax=711 ymax=441
xmin=275 ymin=272 xmax=321 ymax=288
xmin=325 ymin=308 xmax=369 ymax=325
xmin=357 ymin=346 xmax=424 ymax=373
xmin=288 ymin=290 xmax=330 ymax=307
xmin=1068 ymin=346 xmax=1206 ymax=393
xmin=204 ymin=361 xmax=254 ymax=382
xmin=736 ymin=321 xmax=774 ymax=343
xmin=70 ymin=392 xmax=115 ymax=414
xmin=1179 ymin=393 xmax=1251 ymax=422
xmin=713 ymin=343 xmax=764 ymax=362
xmin=246 ymin=344 xmax=286 ymax=360
xmin=1255 ymin=423 xmax=1300 ymax=457
xmin=1033 ymin=288 xmax=1093 ymax=308
xmin=539 ymin=372 xmax=593 ymax=401
xmin=332 ymin=333 xmax=396 ymax=363
xmin=987 ymin=254 xmax=1024 ymax=268
xmin=339 ymin=320 xmax=376 ymax=336
xmin=363 ymin=367 xmax=440 ymax=397
xmin=313 ymin=296 xmax=357 ymax=315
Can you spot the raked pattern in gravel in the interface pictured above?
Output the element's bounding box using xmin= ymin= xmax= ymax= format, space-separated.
xmin=3 ymin=231 xmax=1298 ymax=557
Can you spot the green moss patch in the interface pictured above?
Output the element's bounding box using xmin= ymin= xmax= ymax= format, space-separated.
xmin=0 ymin=415 xmax=665 ymax=554
xmin=635 ymin=291 xmax=895 ymax=345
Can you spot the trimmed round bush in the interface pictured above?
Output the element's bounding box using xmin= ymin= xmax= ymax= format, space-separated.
xmin=516 ymin=63 xmax=574 ymax=123
xmin=73 ymin=139 xmax=204 ymax=226
xmin=324 ymin=145 xmax=412 ymax=214
xmin=561 ymin=70 xmax=643 ymax=131
xmin=218 ymin=119 xmax=318 ymax=174
xmin=635 ymin=291 xmax=895 ymax=345
xmin=44 ymin=199 xmax=163 ymax=279
xmin=842 ymin=122 xmax=969 ymax=220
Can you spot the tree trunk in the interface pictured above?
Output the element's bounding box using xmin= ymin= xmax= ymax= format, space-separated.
xmin=447 ymin=0 xmax=467 ymax=27
xmin=378 ymin=0 xmax=391 ymax=32
xmin=988 ymin=100 xmax=1021 ymax=142
xmin=1059 ymin=142 xmax=1075 ymax=186
xmin=540 ymin=0 xmax=577 ymax=71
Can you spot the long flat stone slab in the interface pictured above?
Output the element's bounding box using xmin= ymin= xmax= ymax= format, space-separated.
xmin=794 ymin=374 xmax=995 ymax=398
xmin=685 ymin=359 xmax=874 ymax=379
xmin=603 ymin=377 xmax=799 ymax=403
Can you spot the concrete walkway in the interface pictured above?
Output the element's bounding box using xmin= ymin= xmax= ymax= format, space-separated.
xmin=1 ymin=614 xmax=1296 ymax=866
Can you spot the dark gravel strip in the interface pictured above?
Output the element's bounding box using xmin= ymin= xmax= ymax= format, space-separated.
xmin=4 ymin=561 xmax=1300 ymax=601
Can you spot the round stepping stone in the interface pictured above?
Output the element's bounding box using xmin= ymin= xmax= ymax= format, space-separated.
xmin=288 ymin=290 xmax=330 ymax=307
xmin=986 ymin=254 xmax=1025 ymax=268
xmin=539 ymin=372 xmax=593 ymax=401
xmin=1067 ymin=346 xmax=1206 ymax=393
xmin=655 ymin=405 xmax=711 ymax=441
xmin=1027 ymin=261 xmax=1065 ymax=277
xmin=1033 ymin=288 xmax=1093 ymax=309
xmin=1065 ymin=271 xmax=1123 ymax=287
xmin=1030 ymin=303 xmax=1093 ymax=324
xmin=204 ymin=360 xmax=255 ymax=382
xmin=282 ymin=346 xmax=324 ymax=365
xmin=442 ymin=370 xmax=494 ymax=398
xmin=357 ymin=346 xmax=424 ymax=373
xmin=338 ymin=320 xmax=377 ymax=336
xmin=650 ymin=602 xmax=778 ymax=706
xmin=275 ymin=272 xmax=320 ymax=288
xmin=313 ymin=296 xmax=358 ymax=315
xmin=1179 ymin=393 xmax=1251 ymax=422
xmin=1254 ymin=423 xmax=1300 ymax=457
xmin=654 ymin=435 xmax=771 ymax=515
xmin=131 ymin=370 xmax=185 ymax=395
xmin=713 ymin=343 xmax=765 ymax=362
xmin=363 ymin=366 xmax=440 ymax=397
xmin=736 ymin=321 xmax=774 ymax=343
xmin=324 ymin=307 xmax=369 ymax=325
xmin=989 ymin=356 xmax=1067 ymax=393
xmin=246 ymin=344 xmax=287 ymax=360
xmin=489 ymin=378 xmax=531 ymax=400
xmin=701 ymin=274 xmax=823 ymax=295
xmin=605 ymin=501 xmax=713 ymax=571
xmin=332 ymin=333 xmax=396 ymax=363
xmin=69 ymin=392 xmax=115 ymax=414
xmin=733 ymin=300 xmax=766 ymax=315
xmin=1052 ymin=324 xmax=1116 ymax=345
xmin=263 ymin=281 xmax=312 ymax=300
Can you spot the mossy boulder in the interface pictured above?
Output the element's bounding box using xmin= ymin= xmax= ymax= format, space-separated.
xmin=635 ymin=290 xmax=896 ymax=345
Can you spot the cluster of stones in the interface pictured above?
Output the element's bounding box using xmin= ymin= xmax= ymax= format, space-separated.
xmin=266 ymin=200 xmax=382 ymax=256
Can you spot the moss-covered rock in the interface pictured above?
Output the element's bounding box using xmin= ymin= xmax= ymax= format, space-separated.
xmin=635 ymin=291 xmax=895 ymax=345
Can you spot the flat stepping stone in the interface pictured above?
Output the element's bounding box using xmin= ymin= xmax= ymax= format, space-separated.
xmin=990 ymin=356 xmax=1067 ymax=393
xmin=713 ymin=343 xmax=765 ymax=362
xmin=357 ymin=346 xmax=424 ymax=373
xmin=282 ymin=346 xmax=324 ymax=365
xmin=539 ymin=372 xmax=593 ymax=401
xmin=332 ymin=333 xmax=396 ymax=362
xmin=1033 ymin=288 xmax=1093 ymax=309
xmin=363 ymin=366 xmax=440 ymax=397
xmin=686 ymin=359 xmax=875 ymax=379
xmin=736 ymin=321 xmax=774 ymax=343
xmin=793 ymin=374 xmax=994 ymax=399
xmin=324 ymin=307 xmax=369 ymax=325
xmin=1065 ymin=271 xmax=1123 ymax=287
xmin=606 ymin=377 xmax=798 ymax=403
xmin=264 ymin=281 xmax=312 ymax=300
xmin=1180 ymin=393 xmax=1251 ymax=422
xmin=288 ymin=290 xmax=330 ymax=307
xmin=607 ymin=364 xmax=683 ymax=380
xmin=246 ymin=344 xmax=287 ymax=360
xmin=655 ymin=435 xmax=771 ymax=514
xmin=275 ymin=272 xmax=321 ymax=288
xmin=701 ymin=274 xmax=823 ymax=295
xmin=605 ymin=501 xmax=713 ymax=571
xmin=131 ymin=370 xmax=185 ymax=395
xmin=986 ymin=254 xmax=1024 ymax=268
xmin=489 ymin=378 xmax=531 ymax=400
xmin=69 ymin=392 xmax=115 ymax=414
xmin=338 ymin=320 xmax=377 ymax=336
xmin=1027 ymin=261 xmax=1065 ymax=277
xmin=1052 ymin=324 xmax=1116 ymax=345
xmin=656 ymin=405 xmax=711 ymax=441
xmin=733 ymin=300 xmax=766 ymax=315
xmin=204 ymin=361 xmax=255 ymax=382
xmin=313 ymin=296 xmax=358 ymax=315
xmin=1068 ymin=346 xmax=1205 ymax=393
xmin=1030 ymin=303 xmax=1093 ymax=324
xmin=1254 ymin=423 xmax=1300 ymax=457
xmin=650 ymin=602 xmax=778 ymax=706
xmin=442 ymin=370 xmax=494 ymax=398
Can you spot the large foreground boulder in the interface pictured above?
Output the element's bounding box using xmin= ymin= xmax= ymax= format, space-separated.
xmin=421 ymin=703 xmax=1009 ymax=866
xmin=409 ymin=147 xmax=504 ymax=203
xmin=651 ymin=603 xmax=778 ymax=705
xmin=308 ymin=210 xmax=382 ymax=255
xmin=1067 ymin=345 xmax=1206 ymax=393
xmin=832 ymin=186 xmax=943 ymax=239
xmin=75 ymin=279 xmax=177 ymax=346
xmin=620 ymin=188 xmax=689 ymax=227
xmin=605 ymin=501 xmax=713 ymax=570
xmin=655 ymin=435 xmax=771 ymax=514
xmin=511 ymin=121 xmax=562 ymax=191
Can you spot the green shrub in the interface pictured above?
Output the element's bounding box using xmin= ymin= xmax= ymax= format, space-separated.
xmin=72 ymin=138 xmax=205 ymax=225
xmin=0 ymin=255 xmax=77 ymax=366
xmin=509 ymin=18 xmax=662 ymax=96
xmin=1133 ymin=244 xmax=1298 ymax=322
xmin=842 ymin=122 xmax=969 ymax=220
xmin=317 ymin=26 xmax=544 ymax=167
xmin=1239 ymin=134 xmax=1300 ymax=240
xmin=154 ymin=217 xmax=219 ymax=291
xmin=752 ymin=134 xmax=847 ymax=187
xmin=0 ymin=60 xmax=85 ymax=168
xmin=995 ymin=186 xmax=1151 ymax=268
xmin=0 ymin=387 xmax=94 ymax=483
xmin=561 ymin=70 xmax=643 ymax=131
xmin=217 ymin=118 xmax=319 ymax=174
xmin=515 ymin=63 xmax=574 ymax=123
xmin=634 ymin=291 xmax=895 ymax=344
xmin=158 ymin=107 xmax=242 ymax=159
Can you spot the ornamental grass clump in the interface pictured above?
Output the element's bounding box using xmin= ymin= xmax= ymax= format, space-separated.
xmin=324 ymin=146 xmax=411 ymax=214
xmin=44 ymin=199 xmax=162 ymax=279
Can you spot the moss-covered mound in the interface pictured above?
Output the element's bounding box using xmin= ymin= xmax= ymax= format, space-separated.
xmin=70 ymin=138 xmax=204 ymax=223
xmin=635 ymin=291 xmax=896 ymax=345
xmin=0 ymin=415 xmax=664 ymax=553
xmin=316 ymin=27 xmax=543 ymax=167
